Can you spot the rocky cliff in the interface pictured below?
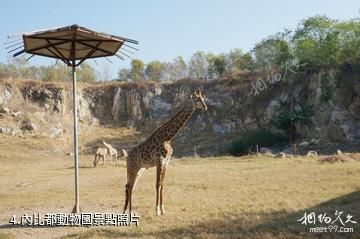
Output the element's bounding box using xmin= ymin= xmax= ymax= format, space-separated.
xmin=0 ymin=66 xmax=359 ymax=155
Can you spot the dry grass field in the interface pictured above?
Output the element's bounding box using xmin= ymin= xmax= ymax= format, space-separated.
xmin=0 ymin=129 xmax=359 ymax=239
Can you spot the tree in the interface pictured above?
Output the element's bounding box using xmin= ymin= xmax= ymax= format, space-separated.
xmin=188 ymin=51 xmax=209 ymax=79
xmin=39 ymin=63 xmax=70 ymax=82
xmin=271 ymin=103 xmax=314 ymax=143
xmin=0 ymin=62 xmax=10 ymax=79
xmin=129 ymin=59 xmax=145 ymax=81
xmin=228 ymin=48 xmax=242 ymax=71
xmin=227 ymin=49 xmax=255 ymax=72
xmin=292 ymin=15 xmax=342 ymax=67
xmin=331 ymin=19 xmax=360 ymax=64
xmin=167 ymin=56 xmax=187 ymax=81
xmin=293 ymin=15 xmax=336 ymax=41
xmin=239 ymin=53 xmax=256 ymax=72
xmin=145 ymin=60 xmax=166 ymax=81
xmin=97 ymin=63 xmax=112 ymax=81
xmin=252 ymin=33 xmax=292 ymax=71
xmin=118 ymin=68 xmax=130 ymax=81
xmin=78 ymin=62 xmax=97 ymax=83
xmin=206 ymin=53 xmax=227 ymax=79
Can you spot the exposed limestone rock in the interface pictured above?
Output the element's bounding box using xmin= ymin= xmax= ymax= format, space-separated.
xmin=150 ymin=97 xmax=172 ymax=119
xmin=0 ymin=107 xmax=9 ymax=114
xmin=307 ymin=151 xmax=318 ymax=157
xmin=212 ymin=121 xmax=235 ymax=134
xmin=264 ymin=99 xmax=281 ymax=123
xmin=0 ymin=127 xmax=22 ymax=136
xmin=11 ymin=111 xmax=22 ymax=117
xmin=0 ymin=87 xmax=12 ymax=106
xmin=21 ymin=85 xmax=65 ymax=113
xmin=299 ymin=141 xmax=310 ymax=147
xmin=112 ymin=88 xmax=122 ymax=120
xmin=0 ymin=68 xmax=359 ymax=155
xmin=328 ymin=120 xmax=347 ymax=143
xmin=349 ymin=97 xmax=360 ymax=119
xmin=259 ymin=147 xmax=272 ymax=154
xmin=21 ymin=121 xmax=37 ymax=131
xmin=310 ymin=138 xmax=320 ymax=145
xmin=46 ymin=123 xmax=63 ymax=138
xmin=275 ymin=152 xmax=286 ymax=158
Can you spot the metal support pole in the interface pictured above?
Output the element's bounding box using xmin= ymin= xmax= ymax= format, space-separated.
xmin=72 ymin=65 xmax=80 ymax=213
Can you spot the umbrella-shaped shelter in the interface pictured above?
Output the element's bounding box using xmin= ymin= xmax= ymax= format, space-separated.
xmin=8 ymin=24 xmax=138 ymax=213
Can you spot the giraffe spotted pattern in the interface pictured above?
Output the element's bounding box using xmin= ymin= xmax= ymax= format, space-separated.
xmin=122 ymin=90 xmax=208 ymax=216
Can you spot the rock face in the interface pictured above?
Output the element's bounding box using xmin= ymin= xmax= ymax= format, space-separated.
xmin=0 ymin=66 xmax=359 ymax=155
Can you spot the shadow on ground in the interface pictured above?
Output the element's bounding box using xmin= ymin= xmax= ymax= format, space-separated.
xmin=51 ymin=190 xmax=360 ymax=238
xmin=0 ymin=191 xmax=358 ymax=238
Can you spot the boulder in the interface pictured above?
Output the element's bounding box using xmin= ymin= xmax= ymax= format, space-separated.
xmin=0 ymin=127 xmax=13 ymax=134
xmin=259 ymin=147 xmax=272 ymax=154
xmin=0 ymin=107 xmax=10 ymax=114
xmin=310 ymin=138 xmax=320 ymax=145
xmin=307 ymin=151 xmax=318 ymax=157
xmin=0 ymin=127 xmax=22 ymax=136
xmin=21 ymin=122 xmax=37 ymax=131
xmin=319 ymin=155 xmax=353 ymax=163
xmin=48 ymin=124 xmax=62 ymax=138
xmin=299 ymin=141 xmax=310 ymax=147
xmin=11 ymin=111 xmax=22 ymax=117
xmin=275 ymin=152 xmax=286 ymax=158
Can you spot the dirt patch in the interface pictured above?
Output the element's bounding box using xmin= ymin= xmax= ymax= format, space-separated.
xmin=348 ymin=153 xmax=360 ymax=160
xmin=319 ymin=155 xmax=355 ymax=163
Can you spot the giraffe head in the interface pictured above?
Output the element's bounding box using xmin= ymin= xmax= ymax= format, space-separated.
xmin=191 ymin=90 xmax=208 ymax=111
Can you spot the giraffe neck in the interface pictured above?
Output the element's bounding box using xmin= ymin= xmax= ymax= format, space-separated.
xmin=149 ymin=103 xmax=195 ymax=142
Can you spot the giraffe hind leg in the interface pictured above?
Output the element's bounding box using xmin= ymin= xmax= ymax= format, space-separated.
xmin=133 ymin=168 xmax=145 ymax=190
xmin=156 ymin=162 xmax=167 ymax=216
xmin=159 ymin=156 xmax=170 ymax=215
xmin=123 ymin=184 xmax=129 ymax=213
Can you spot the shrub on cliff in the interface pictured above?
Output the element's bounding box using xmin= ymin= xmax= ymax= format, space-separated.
xmin=229 ymin=129 xmax=284 ymax=156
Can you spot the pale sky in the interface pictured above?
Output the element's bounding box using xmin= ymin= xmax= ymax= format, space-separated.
xmin=0 ymin=0 xmax=358 ymax=78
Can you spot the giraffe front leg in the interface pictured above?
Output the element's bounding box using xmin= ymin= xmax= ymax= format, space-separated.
xmin=160 ymin=157 xmax=170 ymax=215
xmin=124 ymin=182 xmax=135 ymax=215
xmin=155 ymin=165 xmax=162 ymax=216
xmin=123 ymin=168 xmax=141 ymax=215
xmin=159 ymin=170 xmax=166 ymax=215
xmin=93 ymin=155 xmax=98 ymax=167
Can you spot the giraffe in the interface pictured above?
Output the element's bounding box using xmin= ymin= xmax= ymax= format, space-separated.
xmin=123 ymin=89 xmax=208 ymax=216
xmin=102 ymin=140 xmax=118 ymax=165
xmin=93 ymin=147 xmax=108 ymax=167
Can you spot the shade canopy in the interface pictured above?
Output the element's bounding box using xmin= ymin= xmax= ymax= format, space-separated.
xmin=12 ymin=24 xmax=138 ymax=66
xmin=7 ymin=24 xmax=138 ymax=213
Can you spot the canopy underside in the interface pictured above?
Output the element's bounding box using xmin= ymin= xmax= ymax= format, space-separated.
xmin=12 ymin=25 xmax=138 ymax=66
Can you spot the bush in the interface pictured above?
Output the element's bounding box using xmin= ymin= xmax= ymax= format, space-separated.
xmin=229 ymin=129 xmax=284 ymax=156
xmin=229 ymin=139 xmax=247 ymax=156
xmin=270 ymin=104 xmax=314 ymax=142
